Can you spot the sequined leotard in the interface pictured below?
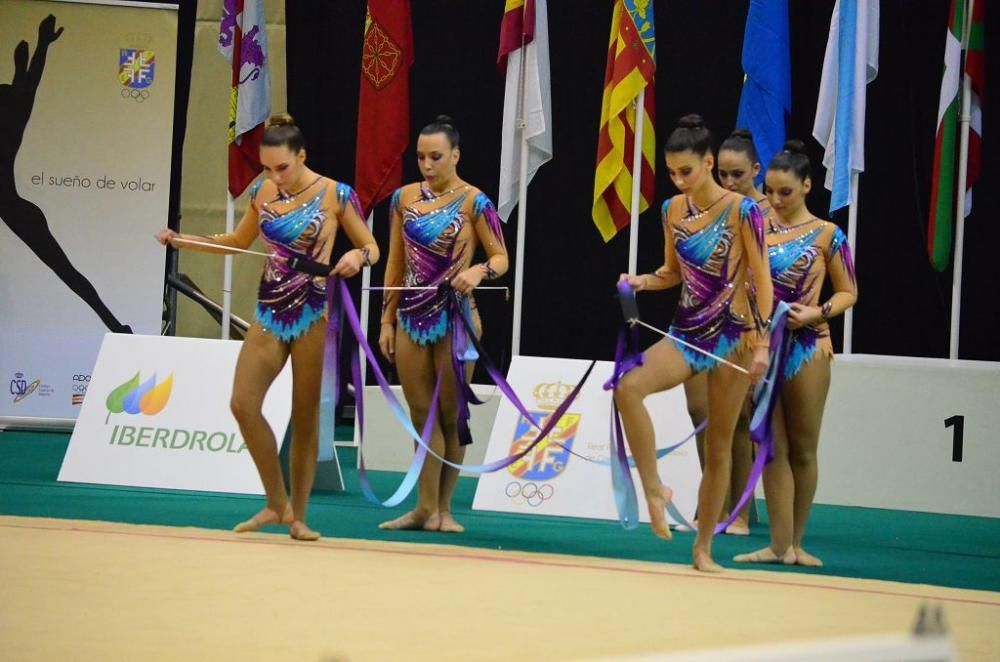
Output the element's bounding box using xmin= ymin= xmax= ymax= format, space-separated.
xmin=380 ymin=183 xmax=506 ymax=344
xmin=661 ymin=193 xmax=774 ymax=370
xmin=766 ymin=218 xmax=857 ymax=379
xmin=251 ymin=178 xmax=364 ymax=341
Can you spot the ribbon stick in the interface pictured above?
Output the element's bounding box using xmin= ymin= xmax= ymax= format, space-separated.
xmin=630 ymin=319 xmax=754 ymax=378
xmin=363 ymin=286 xmax=510 ymax=293
xmin=364 ymin=285 xmax=511 ymax=302
xmin=172 ymin=237 xmax=332 ymax=276
xmin=171 ymin=237 xmax=272 ymax=257
xmin=617 ymin=280 xmax=761 ymax=379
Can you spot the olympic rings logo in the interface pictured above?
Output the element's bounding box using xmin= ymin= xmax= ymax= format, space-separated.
xmin=505 ymin=481 xmax=555 ymax=507
xmin=121 ymin=88 xmax=150 ymax=103
xmin=72 ymin=384 xmax=88 ymax=393
xmin=73 ymin=375 xmax=91 ymax=382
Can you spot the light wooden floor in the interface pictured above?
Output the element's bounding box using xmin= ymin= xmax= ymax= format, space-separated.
xmin=1 ymin=516 xmax=997 ymax=661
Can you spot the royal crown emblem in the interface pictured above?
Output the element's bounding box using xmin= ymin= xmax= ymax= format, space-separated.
xmin=532 ymin=380 xmax=573 ymax=412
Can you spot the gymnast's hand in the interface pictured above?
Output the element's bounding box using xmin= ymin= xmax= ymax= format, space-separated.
xmin=451 ymin=265 xmax=484 ymax=296
xmin=786 ymin=303 xmax=822 ymax=330
xmin=749 ymin=345 xmax=769 ymax=385
xmin=618 ymin=274 xmax=646 ymax=292
xmin=379 ymin=323 xmax=396 ymax=364
xmin=330 ymin=249 xmax=365 ymax=278
xmin=155 ymin=228 xmax=179 ymax=248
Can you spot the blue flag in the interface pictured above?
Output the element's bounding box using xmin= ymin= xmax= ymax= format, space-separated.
xmin=812 ymin=0 xmax=880 ymax=213
xmin=735 ymin=0 xmax=791 ymax=186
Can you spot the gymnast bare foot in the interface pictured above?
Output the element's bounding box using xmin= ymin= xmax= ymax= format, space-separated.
xmin=645 ymin=485 xmax=673 ymax=541
xmin=733 ymin=546 xmax=796 ymax=565
xmin=438 ymin=511 xmax=465 ymax=533
xmin=379 ymin=509 xmax=439 ymax=531
xmin=233 ymin=503 xmax=293 ymax=533
xmin=793 ymin=547 xmax=823 ymax=567
xmin=692 ymin=548 xmax=723 ymax=573
xmin=725 ymin=518 xmax=751 ymax=536
xmin=289 ymin=520 xmax=321 ymax=541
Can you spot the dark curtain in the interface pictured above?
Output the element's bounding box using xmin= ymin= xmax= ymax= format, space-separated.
xmin=286 ymin=0 xmax=1000 ymax=381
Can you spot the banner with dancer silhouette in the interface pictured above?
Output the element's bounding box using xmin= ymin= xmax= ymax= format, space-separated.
xmin=0 ymin=1 xmax=177 ymax=425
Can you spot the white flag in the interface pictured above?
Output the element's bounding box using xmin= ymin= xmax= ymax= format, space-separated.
xmin=498 ymin=0 xmax=552 ymax=223
xmin=812 ymin=0 xmax=879 ymax=213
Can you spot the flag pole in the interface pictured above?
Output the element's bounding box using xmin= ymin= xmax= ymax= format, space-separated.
xmin=842 ymin=171 xmax=858 ymax=355
xmin=950 ymin=0 xmax=975 ymax=360
xmin=222 ymin=192 xmax=234 ymax=340
xmin=511 ymin=33 xmax=529 ymax=357
xmin=628 ymin=89 xmax=645 ymax=275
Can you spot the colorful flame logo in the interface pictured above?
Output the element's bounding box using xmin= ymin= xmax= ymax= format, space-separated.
xmin=105 ymin=372 xmax=173 ymax=422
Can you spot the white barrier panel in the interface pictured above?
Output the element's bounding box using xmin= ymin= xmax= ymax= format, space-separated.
xmin=593 ymin=633 xmax=955 ymax=661
xmin=354 ymin=384 xmax=501 ymax=475
xmin=473 ymin=356 xmax=701 ymax=526
xmin=355 ymin=353 xmax=1000 ymax=520
xmin=59 ymin=334 xmax=292 ymax=494
xmin=817 ymin=354 xmax=1000 ymax=517
xmin=0 ymin=1 xmax=177 ymax=426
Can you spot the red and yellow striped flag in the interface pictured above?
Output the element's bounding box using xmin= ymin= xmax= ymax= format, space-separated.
xmin=593 ymin=0 xmax=656 ymax=243
xmin=497 ymin=0 xmax=534 ymax=71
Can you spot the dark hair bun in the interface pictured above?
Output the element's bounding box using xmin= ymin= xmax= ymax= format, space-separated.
xmin=420 ymin=115 xmax=461 ymax=148
xmin=678 ymin=113 xmax=706 ymax=130
xmin=768 ymin=138 xmax=812 ymax=180
xmin=730 ymin=128 xmax=754 ymax=141
xmin=268 ymin=112 xmax=296 ymax=128
xmin=783 ymin=139 xmax=807 ymax=155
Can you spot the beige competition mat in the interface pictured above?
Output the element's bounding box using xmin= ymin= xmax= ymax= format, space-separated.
xmin=1 ymin=516 xmax=997 ymax=661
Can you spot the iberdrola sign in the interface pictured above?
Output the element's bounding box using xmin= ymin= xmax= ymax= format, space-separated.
xmin=104 ymin=371 xmax=246 ymax=454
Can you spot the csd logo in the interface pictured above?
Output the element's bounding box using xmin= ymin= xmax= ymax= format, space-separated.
xmin=10 ymin=372 xmax=41 ymax=403
xmin=10 ymin=373 xmax=28 ymax=396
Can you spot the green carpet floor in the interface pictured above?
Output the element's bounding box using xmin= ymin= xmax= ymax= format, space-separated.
xmin=2 ymin=430 xmax=998 ymax=592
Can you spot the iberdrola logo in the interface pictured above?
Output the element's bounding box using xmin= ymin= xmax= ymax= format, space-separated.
xmin=105 ymin=372 xmax=173 ymax=423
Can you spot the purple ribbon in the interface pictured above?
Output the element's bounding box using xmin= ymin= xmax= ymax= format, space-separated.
xmin=329 ymin=279 xmax=595 ymax=507
xmin=604 ymin=281 xmax=793 ymax=534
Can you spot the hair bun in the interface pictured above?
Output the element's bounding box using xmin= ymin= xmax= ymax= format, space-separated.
xmin=783 ymin=139 xmax=807 ymax=155
xmin=678 ymin=113 xmax=706 ymax=130
xmin=268 ymin=112 xmax=296 ymax=128
xmin=730 ymin=128 xmax=754 ymax=141
xmin=434 ymin=114 xmax=454 ymax=125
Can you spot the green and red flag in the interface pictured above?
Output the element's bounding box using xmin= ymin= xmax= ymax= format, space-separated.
xmin=928 ymin=0 xmax=984 ymax=271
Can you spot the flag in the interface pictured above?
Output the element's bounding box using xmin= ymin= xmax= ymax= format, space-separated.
xmin=592 ymin=0 xmax=656 ymax=243
xmin=812 ymin=0 xmax=879 ymax=213
xmin=497 ymin=0 xmax=552 ymax=222
xmin=219 ymin=0 xmax=270 ymax=198
xmin=929 ymin=0 xmax=985 ymax=271
xmin=928 ymin=0 xmax=966 ymax=271
xmin=965 ymin=0 xmax=984 ymax=214
xmin=355 ymin=0 xmax=413 ymax=215
xmin=735 ymin=0 xmax=791 ymax=186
